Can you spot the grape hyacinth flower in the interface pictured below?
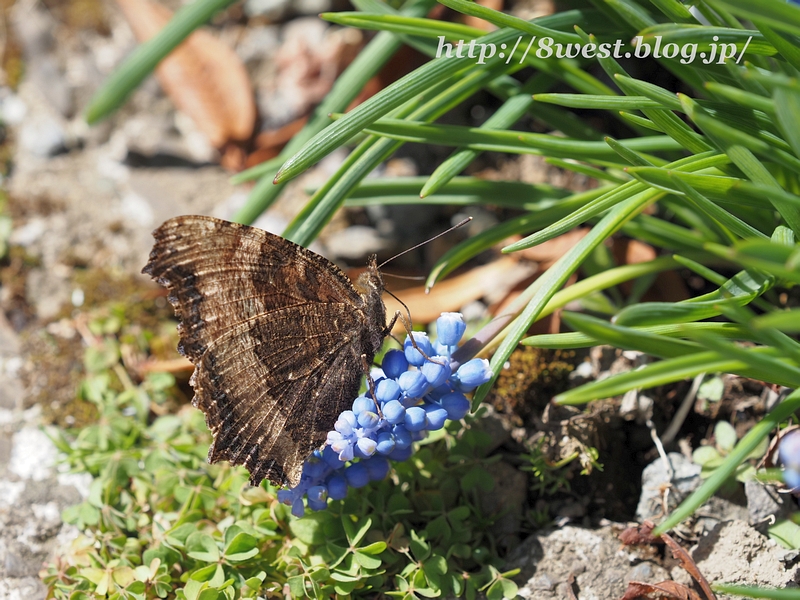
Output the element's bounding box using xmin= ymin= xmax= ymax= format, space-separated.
xmin=780 ymin=429 xmax=800 ymax=493
xmin=277 ymin=312 xmax=492 ymax=517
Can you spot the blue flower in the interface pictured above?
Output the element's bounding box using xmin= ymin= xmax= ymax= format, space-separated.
xmin=398 ymin=370 xmax=428 ymax=399
xmin=421 ymin=356 xmax=451 ymax=388
xmin=455 ymin=358 xmax=493 ymax=390
xmin=404 ymin=332 xmax=433 ymax=366
xmin=441 ymin=391 xmax=470 ymax=420
xmin=276 ymin=311 xmax=488 ymax=516
xmin=779 ymin=429 xmax=800 ymax=491
xmin=424 ymin=402 xmax=448 ymax=431
xmin=404 ymin=406 xmax=427 ymax=432
xmin=437 ymin=312 xmax=466 ymax=346
xmin=382 ymin=400 xmax=406 ymax=425
xmin=382 ymin=349 xmax=409 ymax=378
xmin=375 ymin=378 xmax=401 ymax=403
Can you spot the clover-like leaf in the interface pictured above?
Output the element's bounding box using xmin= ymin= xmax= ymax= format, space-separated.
xmin=223 ymin=532 xmax=258 ymax=563
xmin=354 ymin=550 xmax=382 ymax=569
xmin=714 ymin=421 xmax=738 ymax=454
xmin=186 ymin=533 xmax=220 ymax=563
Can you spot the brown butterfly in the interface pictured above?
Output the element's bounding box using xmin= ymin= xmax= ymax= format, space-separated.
xmin=143 ymin=215 xmax=389 ymax=487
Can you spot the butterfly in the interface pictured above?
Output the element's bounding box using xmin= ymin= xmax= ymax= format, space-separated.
xmin=143 ymin=215 xmax=389 ymax=487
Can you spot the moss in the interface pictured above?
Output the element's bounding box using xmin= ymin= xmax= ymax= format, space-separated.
xmin=488 ymin=346 xmax=578 ymax=427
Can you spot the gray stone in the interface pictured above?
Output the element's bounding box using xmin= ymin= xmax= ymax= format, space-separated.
xmin=692 ymin=520 xmax=800 ymax=593
xmin=0 ymin=576 xmax=46 ymax=600
xmin=636 ymin=452 xmax=701 ymax=522
xmin=508 ymin=524 xmax=671 ymax=600
xmin=746 ymin=479 xmax=794 ymax=525
xmin=18 ymin=115 xmax=66 ymax=157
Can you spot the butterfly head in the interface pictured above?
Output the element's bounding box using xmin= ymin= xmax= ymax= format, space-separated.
xmin=354 ymin=255 xmax=387 ymax=353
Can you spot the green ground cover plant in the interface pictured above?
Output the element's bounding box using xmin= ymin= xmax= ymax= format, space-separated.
xmin=40 ymin=0 xmax=800 ymax=597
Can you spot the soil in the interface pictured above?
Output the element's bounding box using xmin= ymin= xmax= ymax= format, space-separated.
xmin=1 ymin=0 xmax=799 ymax=598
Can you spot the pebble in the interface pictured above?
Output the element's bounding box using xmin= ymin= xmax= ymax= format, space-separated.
xmin=18 ymin=115 xmax=66 ymax=157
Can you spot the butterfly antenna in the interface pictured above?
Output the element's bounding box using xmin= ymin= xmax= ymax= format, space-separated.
xmin=382 ymin=273 xmax=426 ymax=282
xmin=377 ymin=217 xmax=472 ymax=270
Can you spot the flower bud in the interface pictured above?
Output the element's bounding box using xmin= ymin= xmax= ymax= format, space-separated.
xmin=382 ymin=349 xmax=409 ymax=378
xmin=327 ymin=474 xmax=348 ymax=500
xmin=382 ymin=400 xmax=405 ymax=425
xmin=352 ymin=395 xmax=374 ymax=415
xmin=345 ymin=463 xmax=370 ymax=488
xmin=424 ymin=402 xmax=448 ymax=431
xmin=334 ymin=410 xmax=358 ymax=436
xmin=355 ymin=436 xmax=377 ymax=457
xmin=436 ymin=312 xmax=466 ymax=346
xmin=365 ymin=457 xmax=391 ymax=481
xmin=441 ymin=391 xmax=470 ymax=420
xmin=421 ymin=356 xmax=451 ymax=388
xmin=392 ymin=424 xmax=412 ymax=449
xmin=375 ymin=378 xmax=401 ymax=403
xmin=376 ymin=431 xmax=396 ymax=455
xmin=307 ymin=485 xmax=328 ymax=511
xmin=398 ymin=370 xmax=428 ymax=399
xmin=357 ymin=410 xmax=380 ymax=430
xmin=404 ymin=332 xmax=433 ymax=366
xmin=404 ymin=406 xmax=427 ymax=432
xmin=456 ymin=358 xmax=492 ymax=389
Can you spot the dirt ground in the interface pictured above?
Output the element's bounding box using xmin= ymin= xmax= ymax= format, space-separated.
xmin=1 ymin=0 xmax=799 ymax=598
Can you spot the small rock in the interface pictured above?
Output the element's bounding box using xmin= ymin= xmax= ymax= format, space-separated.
xmin=510 ymin=524 xmax=670 ymax=599
xmin=636 ymin=452 xmax=701 ymax=522
xmin=18 ymin=114 xmax=66 ymax=157
xmin=0 ymin=577 xmax=46 ymax=600
xmin=0 ymin=92 xmax=27 ymax=126
xmin=746 ymin=479 xmax=794 ymax=526
xmin=9 ymin=427 xmax=57 ymax=481
xmin=693 ymin=520 xmax=800 ymax=591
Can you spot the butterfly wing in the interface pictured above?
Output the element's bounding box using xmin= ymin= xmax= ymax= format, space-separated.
xmin=143 ymin=215 xmax=379 ymax=487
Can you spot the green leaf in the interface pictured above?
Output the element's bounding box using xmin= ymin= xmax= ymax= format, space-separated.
xmin=714 ymin=421 xmax=738 ymax=453
xmin=692 ymin=445 xmax=722 ymax=467
xmin=84 ymin=0 xmax=239 ymax=123
xmin=698 ymin=376 xmax=725 ymax=402
xmin=185 ymin=533 xmax=220 ymax=563
xmin=223 ymin=532 xmax=258 ymax=563
xmin=460 ymin=467 xmax=495 ymax=492
xmin=774 ymin=85 xmax=800 ymax=160
xmin=354 ymin=551 xmax=382 ymax=569
xmin=289 ymin=511 xmax=330 ymax=545
xmin=409 ymin=530 xmax=432 ymax=562
xmin=752 ymin=309 xmax=800 ymax=333
xmin=359 ymin=541 xmax=388 ymax=555
xmin=707 ymin=0 xmax=800 ymax=37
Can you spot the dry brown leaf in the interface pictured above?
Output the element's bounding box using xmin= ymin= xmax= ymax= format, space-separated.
xmin=661 ymin=532 xmax=716 ymax=600
xmin=619 ymin=520 xmax=659 ymax=546
xmin=621 ymin=580 xmax=703 ymax=600
xmin=463 ymin=0 xmax=504 ymax=30
xmin=612 ymin=239 xmax=689 ymax=303
xmin=348 ymin=257 xmax=536 ymax=333
xmin=514 ymin=228 xmax=590 ymax=269
xmin=116 ymin=0 xmax=255 ymax=147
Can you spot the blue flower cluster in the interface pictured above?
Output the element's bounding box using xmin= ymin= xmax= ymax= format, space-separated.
xmin=780 ymin=429 xmax=800 ymax=493
xmin=277 ymin=312 xmax=493 ymax=517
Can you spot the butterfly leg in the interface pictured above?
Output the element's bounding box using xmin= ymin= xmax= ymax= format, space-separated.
xmin=361 ymin=353 xmax=384 ymax=417
xmin=389 ymin=310 xmax=447 ymax=367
